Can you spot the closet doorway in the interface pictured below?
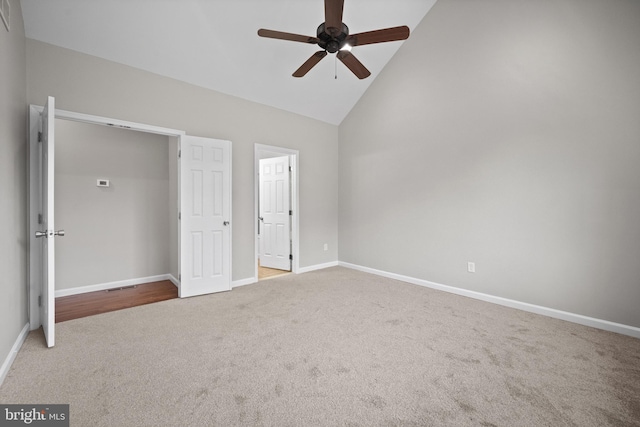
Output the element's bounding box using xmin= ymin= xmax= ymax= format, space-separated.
xmin=53 ymin=119 xmax=175 ymax=294
xmin=28 ymin=101 xmax=184 ymax=347
xmin=29 ymin=100 xmax=233 ymax=347
xmin=52 ymin=118 xmax=178 ymax=322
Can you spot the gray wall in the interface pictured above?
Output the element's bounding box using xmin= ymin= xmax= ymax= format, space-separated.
xmin=0 ymin=0 xmax=28 ymax=372
xmin=26 ymin=39 xmax=339 ymax=282
xmin=55 ymin=119 xmax=171 ymax=290
xmin=339 ymin=0 xmax=640 ymax=328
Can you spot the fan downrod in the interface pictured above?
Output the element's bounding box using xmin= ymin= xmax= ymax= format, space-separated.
xmin=317 ymin=23 xmax=349 ymax=53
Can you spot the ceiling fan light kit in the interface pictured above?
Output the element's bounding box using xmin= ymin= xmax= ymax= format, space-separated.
xmin=317 ymin=22 xmax=349 ymax=53
xmin=258 ymin=0 xmax=410 ymax=79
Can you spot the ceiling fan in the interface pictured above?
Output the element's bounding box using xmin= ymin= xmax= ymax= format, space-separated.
xmin=257 ymin=0 xmax=410 ymax=79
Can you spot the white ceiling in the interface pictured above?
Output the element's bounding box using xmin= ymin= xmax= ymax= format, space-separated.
xmin=20 ymin=0 xmax=436 ymax=125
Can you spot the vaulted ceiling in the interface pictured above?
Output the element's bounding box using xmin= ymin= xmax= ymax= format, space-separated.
xmin=20 ymin=0 xmax=437 ymax=125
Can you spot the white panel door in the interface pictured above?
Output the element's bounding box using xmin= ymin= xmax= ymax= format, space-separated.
xmin=180 ymin=135 xmax=231 ymax=297
xmin=36 ymin=96 xmax=56 ymax=347
xmin=259 ymin=156 xmax=291 ymax=270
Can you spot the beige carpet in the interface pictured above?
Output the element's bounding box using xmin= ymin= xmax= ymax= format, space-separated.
xmin=1 ymin=267 xmax=639 ymax=426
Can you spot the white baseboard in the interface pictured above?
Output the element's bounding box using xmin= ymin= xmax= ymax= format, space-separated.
xmin=232 ymin=277 xmax=257 ymax=288
xmin=55 ymin=274 xmax=176 ymax=297
xmin=168 ymin=274 xmax=180 ymax=288
xmin=298 ymin=261 xmax=339 ymax=274
xmin=339 ymin=262 xmax=640 ymax=339
xmin=0 ymin=323 xmax=30 ymax=387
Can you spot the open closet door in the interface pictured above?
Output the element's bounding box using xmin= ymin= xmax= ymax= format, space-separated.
xmin=180 ymin=136 xmax=232 ymax=297
xmin=36 ymin=96 xmax=57 ymax=347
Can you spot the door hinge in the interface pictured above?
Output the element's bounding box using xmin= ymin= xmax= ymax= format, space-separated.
xmin=178 ymin=274 xmax=181 ymax=281
xmin=289 ymin=166 xmax=292 ymax=172
xmin=38 ymin=213 xmax=43 ymax=224
xmin=37 ymin=132 xmax=42 ymax=142
xmin=38 ymin=295 xmax=42 ymax=307
xmin=178 ymin=150 xmax=181 ymax=158
xmin=289 ymin=210 xmax=292 ymax=216
xmin=289 ymin=254 xmax=293 ymax=260
xmin=178 ymin=212 xmax=181 ymax=220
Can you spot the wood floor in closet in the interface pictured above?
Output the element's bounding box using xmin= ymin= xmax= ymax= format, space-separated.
xmin=55 ymin=280 xmax=178 ymax=323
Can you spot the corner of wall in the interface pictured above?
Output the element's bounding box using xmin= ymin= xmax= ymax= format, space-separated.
xmin=0 ymin=0 xmax=30 ymax=387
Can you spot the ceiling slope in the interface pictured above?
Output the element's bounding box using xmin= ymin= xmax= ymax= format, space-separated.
xmin=20 ymin=0 xmax=436 ymax=125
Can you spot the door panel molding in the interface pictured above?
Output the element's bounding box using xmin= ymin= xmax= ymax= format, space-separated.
xmin=180 ymin=135 xmax=232 ymax=297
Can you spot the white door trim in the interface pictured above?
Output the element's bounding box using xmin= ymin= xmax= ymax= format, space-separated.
xmin=254 ymin=144 xmax=299 ymax=280
xmin=29 ymin=106 xmax=185 ymax=137
xmin=41 ymin=96 xmax=55 ymax=347
xmin=28 ymin=104 xmax=185 ymax=331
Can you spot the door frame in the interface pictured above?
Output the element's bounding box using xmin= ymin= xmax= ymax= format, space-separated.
xmin=28 ymin=105 xmax=185 ymax=330
xmin=254 ymin=144 xmax=299 ymax=280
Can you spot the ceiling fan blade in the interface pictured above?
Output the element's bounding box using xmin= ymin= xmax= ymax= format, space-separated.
xmin=346 ymin=25 xmax=410 ymax=47
xmin=325 ymin=0 xmax=344 ymax=36
xmin=337 ymin=50 xmax=371 ymax=79
xmin=293 ymin=51 xmax=328 ymax=77
xmin=258 ymin=29 xmax=320 ymax=44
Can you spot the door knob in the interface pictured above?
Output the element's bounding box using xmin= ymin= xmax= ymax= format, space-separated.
xmin=54 ymin=230 xmax=65 ymax=237
xmin=223 ymin=221 xmax=230 ymax=226
xmin=35 ymin=231 xmax=47 ymax=238
xmin=258 ymin=217 xmax=264 ymax=221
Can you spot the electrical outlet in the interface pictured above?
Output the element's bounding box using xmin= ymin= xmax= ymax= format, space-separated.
xmin=467 ymin=262 xmax=476 ymax=273
xmin=324 ymin=243 xmax=328 ymax=251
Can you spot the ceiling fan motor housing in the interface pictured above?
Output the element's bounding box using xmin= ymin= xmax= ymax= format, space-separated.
xmin=317 ymin=22 xmax=349 ymax=53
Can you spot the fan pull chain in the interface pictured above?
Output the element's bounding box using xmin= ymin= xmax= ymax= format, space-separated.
xmin=335 ymin=55 xmax=338 ymax=79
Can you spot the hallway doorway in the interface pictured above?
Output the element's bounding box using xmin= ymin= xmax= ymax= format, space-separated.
xmin=254 ymin=144 xmax=299 ymax=282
